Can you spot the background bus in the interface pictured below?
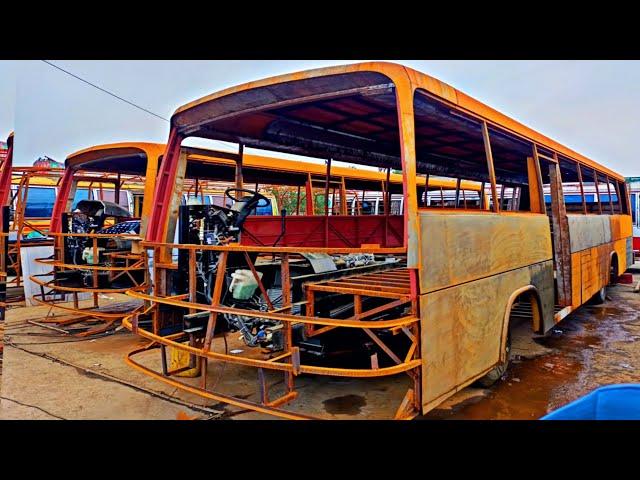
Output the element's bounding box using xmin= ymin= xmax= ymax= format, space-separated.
xmin=627 ymin=177 xmax=639 ymax=257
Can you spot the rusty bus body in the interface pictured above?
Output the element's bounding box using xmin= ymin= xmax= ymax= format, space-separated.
xmin=10 ymin=167 xmax=64 ymax=236
xmin=121 ymin=62 xmax=632 ymax=419
xmin=29 ymin=142 xmax=164 ymax=335
xmin=1 ymin=132 xmax=13 ymax=324
xmin=3 ymin=167 xmax=65 ymax=299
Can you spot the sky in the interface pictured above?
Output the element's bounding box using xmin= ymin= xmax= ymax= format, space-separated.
xmin=0 ymin=60 xmax=17 ymax=141
xmin=3 ymin=60 xmax=640 ymax=175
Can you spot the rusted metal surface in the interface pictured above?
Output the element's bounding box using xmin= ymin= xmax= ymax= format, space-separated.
xmin=531 ymin=146 xmax=546 ymax=213
xmin=5 ymin=167 xmax=62 ymax=291
xmin=28 ymin=143 xmax=164 ymax=335
xmin=481 ymin=121 xmax=499 ymax=213
xmin=143 ymin=241 xmax=405 ymax=255
xmin=122 ymin=310 xmax=420 ymax=377
xmin=549 ymin=161 xmax=572 ymax=307
xmin=235 ymin=143 xmax=244 ymax=190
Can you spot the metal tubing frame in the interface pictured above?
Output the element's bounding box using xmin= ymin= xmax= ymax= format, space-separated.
xmin=28 ymin=231 xmax=148 ymax=333
xmin=6 ymin=168 xmax=63 ymax=288
xmin=123 ymin=241 xmax=420 ymax=419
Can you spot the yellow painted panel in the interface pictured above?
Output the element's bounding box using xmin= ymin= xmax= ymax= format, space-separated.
xmin=613 ymin=238 xmax=627 ymax=273
xmin=610 ymin=215 xmax=632 ymax=242
xmin=571 ymin=252 xmax=582 ymax=309
xmin=580 ymin=249 xmax=593 ymax=305
xmin=420 ymin=265 xmax=547 ymax=413
xmin=419 ymin=211 xmax=552 ymax=293
xmin=579 ymin=244 xmax=612 ymax=301
xmin=596 ymin=244 xmax=609 ymax=291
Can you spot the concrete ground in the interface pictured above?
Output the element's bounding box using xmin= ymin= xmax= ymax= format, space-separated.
xmin=1 ymin=265 xmax=639 ymax=420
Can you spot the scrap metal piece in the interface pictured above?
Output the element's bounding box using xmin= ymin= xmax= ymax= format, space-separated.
xmin=300 ymin=252 xmax=337 ymax=273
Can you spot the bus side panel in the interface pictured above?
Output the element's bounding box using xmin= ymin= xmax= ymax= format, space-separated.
xmin=575 ymin=245 xmax=607 ymax=304
xmin=571 ymin=252 xmax=581 ymax=309
xmin=567 ymin=214 xmax=632 ymax=307
xmin=420 ymin=261 xmax=554 ymax=413
xmin=567 ymin=215 xmax=610 ymax=253
xmin=418 ymin=212 xmax=552 ymax=294
xmin=417 ymin=211 xmax=554 ymax=413
xmin=613 ymin=238 xmax=629 ymax=273
xmin=610 ymin=215 xmax=633 ymax=270
xmin=610 ymin=214 xmax=632 ymax=241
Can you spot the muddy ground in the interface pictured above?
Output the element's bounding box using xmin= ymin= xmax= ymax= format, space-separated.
xmin=1 ymin=265 xmax=638 ymax=420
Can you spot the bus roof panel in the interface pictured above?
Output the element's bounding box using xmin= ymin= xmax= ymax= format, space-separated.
xmin=171 ymin=62 xmax=624 ymax=182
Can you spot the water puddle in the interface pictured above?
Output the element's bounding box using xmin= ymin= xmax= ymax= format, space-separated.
xmin=323 ymin=394 xmax=367 ymax=415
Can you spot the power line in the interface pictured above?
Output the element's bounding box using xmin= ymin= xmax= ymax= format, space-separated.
xmin=42 ymin=60 xmax=238 ymax=151
xmin=42 ymin=60 xmax=170 ymax=123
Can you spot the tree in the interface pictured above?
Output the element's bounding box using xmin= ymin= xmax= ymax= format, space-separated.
xmin=263 ymin=185 xmax=328 ymax=215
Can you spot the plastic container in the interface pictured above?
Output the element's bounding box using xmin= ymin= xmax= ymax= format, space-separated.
xmin=82 ymin=247 xmax=105 ymax=264
xmin=541 ymin=384 xmax=640 ymax=420
xmin=229 ymin=269 xmax=262 ymax=300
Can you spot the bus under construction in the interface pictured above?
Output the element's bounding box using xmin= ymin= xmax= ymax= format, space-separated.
xmin=117 ymin=62 xmax=632 ymax=419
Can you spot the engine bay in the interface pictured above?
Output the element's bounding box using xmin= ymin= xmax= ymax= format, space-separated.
xmin=164 ymin=188 xmax=408 ymax=361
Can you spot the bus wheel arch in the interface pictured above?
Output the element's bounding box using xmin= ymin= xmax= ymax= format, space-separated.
xmin=475 ymin=285 xmax=541 ymax=388
xmin=503 ymin=285 xmax=544 ymax=339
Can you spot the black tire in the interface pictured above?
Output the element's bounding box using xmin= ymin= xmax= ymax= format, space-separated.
xmin=589 ymin=286 xmax=607 ymax=305
xmin=475 ymin=330 xmax=512 ymax=388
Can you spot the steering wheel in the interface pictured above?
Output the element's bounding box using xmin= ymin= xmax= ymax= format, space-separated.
xmin=225 ymin=188 xmax=270 ymax=208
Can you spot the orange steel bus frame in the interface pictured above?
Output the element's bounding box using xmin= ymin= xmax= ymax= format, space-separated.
xmin=5 ymin=167 xmax=65 ymax=296
xmin=32 ymin=142 xmax=445 ymax=337
xmin=29 ymin=143 xmax=164 ymax=336
xmin=123 ymin=62 xmax=631 ymax=419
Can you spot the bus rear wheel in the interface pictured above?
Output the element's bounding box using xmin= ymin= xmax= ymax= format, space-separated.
xmin=475 ymin=330 xmax=511 ymax=388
